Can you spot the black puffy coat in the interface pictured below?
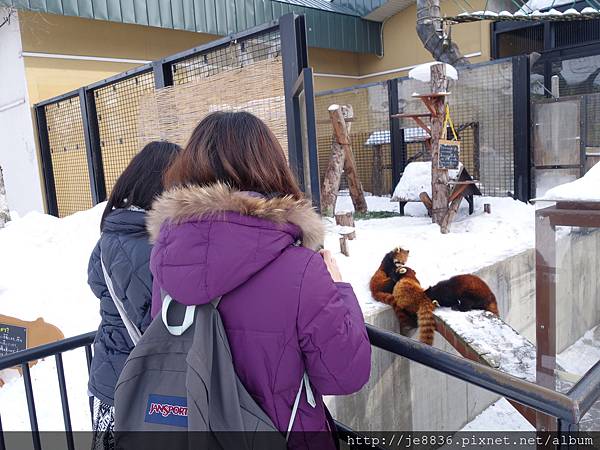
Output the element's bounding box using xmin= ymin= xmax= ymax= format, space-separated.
xmin=87 ymin=208 xmax=153 ymax=405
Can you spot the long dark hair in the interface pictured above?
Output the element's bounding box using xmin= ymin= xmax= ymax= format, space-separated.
xmin=101 ymin=141 xmax=182 ymax=230
xmin=163 ymin=111 xmax=303 ymax=199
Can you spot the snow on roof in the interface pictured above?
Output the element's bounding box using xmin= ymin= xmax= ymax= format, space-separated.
xmin=408 ymin=62 xmax=458 ymax=83
xmin=537 ymin=162 xmax=600 ymax=202
xmin=364 ymin=128 xmax=430 ymax=146
xmin=391 ymin=161 xmax=462 ymax=201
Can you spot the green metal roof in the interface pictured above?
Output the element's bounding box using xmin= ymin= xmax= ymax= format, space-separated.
xmin=2 ymin=0 xmax=383 ymax=53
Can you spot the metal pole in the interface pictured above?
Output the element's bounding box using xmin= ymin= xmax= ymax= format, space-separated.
xmin=22 ymin=363 xmax=41 ymax=450
xmin=388 ymin=78 xmax=405 ymax=193
xmin=512 ymin=55 xmax=531 ymax=202
xmin=535 ymin=207 xmax=557 ymax=432
xmin=55 ymin=353 xmax=75 ymax=450
xmin=280 ymin=13 xmax=309 ymax=189
xmin=35 ymin=105 xmax=59 ymax=216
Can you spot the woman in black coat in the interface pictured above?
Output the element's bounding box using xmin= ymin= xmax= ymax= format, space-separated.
xmin=87 ymin=141 xmax=181 ymax=449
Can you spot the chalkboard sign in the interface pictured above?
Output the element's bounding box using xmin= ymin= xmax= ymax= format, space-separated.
xmin=438 ymin=139 xmax=460 ymax=170
xmin=0 ymin=323 xmax=27 ymax=357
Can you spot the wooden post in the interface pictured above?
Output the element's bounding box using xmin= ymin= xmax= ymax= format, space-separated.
xmin=339 ymin=235 xmax=350 ymax=257
xmin=419 ymin=192 xmax=433 ymax=216
xmin=321 ymin=141 xmax=346 ymax=217
xmin=320 ymin=106 xmax=354 ymax=217
xmin=440 ymin=195 xmax=463 ymax=233
xmin=371 ymin=144 xmax=384 ymax=196
xmin=328 ymin=105 xmax=368 ymax=214
xmin=430 ymin=64 xmax=449 ymax=230
xmin=335 ymin=212 xmax=356 ymax=240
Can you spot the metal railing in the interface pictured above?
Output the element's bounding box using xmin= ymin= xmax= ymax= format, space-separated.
xmin=0 ymin=332 xmax=96 ymax=450
xmin=2 ymin=324 xmax=599 ymax=450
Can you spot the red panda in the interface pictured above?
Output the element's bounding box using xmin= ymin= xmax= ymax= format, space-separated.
xmin=424 ymin=275 xmax=499 ymax=316
xmin=391 ymin=267 xmax=437 ymax=345
xmin=369 ymin=248 xmax=416 ymax=328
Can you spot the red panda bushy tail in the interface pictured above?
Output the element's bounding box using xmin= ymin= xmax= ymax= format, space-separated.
xmin=417 ymin=301 xmax=436 ymax=345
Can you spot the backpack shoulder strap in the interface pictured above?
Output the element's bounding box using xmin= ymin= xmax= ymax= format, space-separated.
xmin=286 ymin=372 xmax=316 ymax=441
xmin=100 ymin=249 xmax=142 ymax=345
xmin=161 ymin=293 xmax=196 ymax=336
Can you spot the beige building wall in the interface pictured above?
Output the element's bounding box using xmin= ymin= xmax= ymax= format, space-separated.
xmin=19 ymin=12 xmax=219 ymax=104
xmin=313 ymin=0 xmax=492 ymax=90
xmin=18 ymin=12 xmax=362 ymax=102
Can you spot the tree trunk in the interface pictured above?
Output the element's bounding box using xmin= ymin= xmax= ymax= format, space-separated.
xmin=416 ymin=0 xmax=470 ymax=66
xmin=430 ymin=64 xmax=449 ymax=226
xmin=371 ymin=144 xmax=384 ymax=196
xmin=320 ymin=142 xmax=346 ymax=217
xmin=0 ymin=166 xmax=10 ymax=228
xmin=440 ymin=194 xmax=463 ymax=233
xmin=328 ymin=105 xmax=368 ymax=214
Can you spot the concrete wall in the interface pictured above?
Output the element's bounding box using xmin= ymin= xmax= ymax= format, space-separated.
xmin=0 ymin=9 xmax=45 ymax=216
xmin=328 ymin=229 xmax=600 ymax=431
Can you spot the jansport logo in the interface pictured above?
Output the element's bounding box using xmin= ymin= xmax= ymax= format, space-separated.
xmin=148 ymin=402 xmax=188 ymax=418
xmin=144 ymin=394 xmax=188 ymax=428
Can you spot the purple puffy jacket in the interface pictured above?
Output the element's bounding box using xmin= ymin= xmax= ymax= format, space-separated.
xmin=146 ymin=183 xmax=371 ymax=449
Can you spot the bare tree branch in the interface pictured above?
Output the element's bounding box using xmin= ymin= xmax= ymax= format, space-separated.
xmin=416 ymin=0 xmax=470 ymax=66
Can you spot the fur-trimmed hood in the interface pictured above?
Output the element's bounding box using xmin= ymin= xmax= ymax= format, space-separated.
xmin=147 ymin=183 xmax=325 ymax=314
xmin=147 ymin=182 xmax=324 ymax=250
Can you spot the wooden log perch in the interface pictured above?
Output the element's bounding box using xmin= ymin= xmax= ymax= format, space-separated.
xmin=419 ymin=192 xmax=433 ymax=216
xmin=320 ymin=141 xmax=345 ymax=217
xmin=440 ymin=194 xmax=463 ymax=234
xmin=371 ymin=144 xmax=384 ymax=196
xmin=429 ymin=64 xmax=450 ymax=227
xmin=320 ymin=105 xmax=356 ymax=217
xmin=335 ymin=212 xmax=356 ymax=240
xmin=328 ymin=104 xmax=367 ymax=214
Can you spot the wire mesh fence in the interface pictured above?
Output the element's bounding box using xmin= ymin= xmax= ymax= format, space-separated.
xmin=315 ymin=59 xmax=518 ymax=200
xmin=141 ymin=30 xmax=288 ymax=158
xmin=36 ymin=19 xmax=304 ymax=217
xmin=92 ymin=71 xmax=155 ymax=195
xmin=44 ymin=96 xmax=93 ymax=217
xmin=315 ymin=82 xmax=392 ymax=196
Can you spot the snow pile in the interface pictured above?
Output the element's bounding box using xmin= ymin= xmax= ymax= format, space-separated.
xmin=435 ymin=309 xmax=537 ymax=381
xmin=0 ymin=205 xmax=103 ymax=431
xmin=539 ymin=162 xmax=600 ymax=202
xmin=409 ymin=62 xmax=458 ymax=83
xmin=391 ymin=161 xmax=462 ymax=201
xmin=327 ymin=196 xmax=535 ymax=313
xmin=461 ymin=398 xmax=535 ymax=432
xmin=335 ymin=192 xmax=400 ymax=214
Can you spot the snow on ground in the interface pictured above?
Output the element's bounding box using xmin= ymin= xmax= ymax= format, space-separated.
xmin=463 ymin=325 xmax=600 ymax=431
xmin=330 ymin=194 xmax=535 ymax=313
xmin=461 ymin=398 xmax=535 ymax=432
xmin=0 ymin=192 xmax=536 ymax=431
xmin=0 ymin=204 xmax=103 ymax=431
xmin=539 ymin=161 xmax=600 ymax=202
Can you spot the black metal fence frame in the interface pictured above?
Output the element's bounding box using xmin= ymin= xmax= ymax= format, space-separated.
xmin=316 ymin=56 xmax=532 ymax=201
xmin=1 ymin=324 xmax=599 ymax=450
xmin=34 ymin=14 xmax=318 ymax=216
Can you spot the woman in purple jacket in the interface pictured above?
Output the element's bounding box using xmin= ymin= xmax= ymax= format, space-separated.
xmin=146 ymin=111 xmax=371 ymax=448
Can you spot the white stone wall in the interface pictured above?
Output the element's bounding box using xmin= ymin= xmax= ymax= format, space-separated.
xmin=0 ymin=8 xmax=45 ymax=216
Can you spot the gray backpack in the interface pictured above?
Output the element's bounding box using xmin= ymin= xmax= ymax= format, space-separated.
xmin=110 ymin=287 xmax=315 ymax=450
